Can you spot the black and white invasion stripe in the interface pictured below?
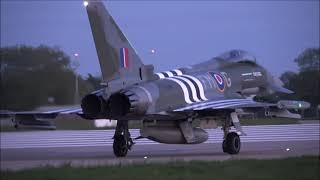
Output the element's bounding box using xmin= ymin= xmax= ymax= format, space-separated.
xmin=159 ymin=71 xmax=208 ymax=104
xmin=173 ymin=76 xmax=201 ymax=102
xmin=156 ymin=69 xmax=183 ymax=79
xmin=180 ymin=74 xmax=208 ymax=101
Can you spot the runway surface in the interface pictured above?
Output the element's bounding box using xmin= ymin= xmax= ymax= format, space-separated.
xmin=1 ymin=124 xmax=319 ymax=171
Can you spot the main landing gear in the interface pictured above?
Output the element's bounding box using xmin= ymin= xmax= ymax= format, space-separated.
xmin=222 ymin=112 xmax=245 ymax=154
xmin=113 ymin=121 xmax=134 ymax=157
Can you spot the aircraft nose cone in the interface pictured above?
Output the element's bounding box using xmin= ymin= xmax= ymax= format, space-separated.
xmin=272 ymin=76 xmax=284 ymax=87
xmin=268 ymin=75 xmax=294 ymax=94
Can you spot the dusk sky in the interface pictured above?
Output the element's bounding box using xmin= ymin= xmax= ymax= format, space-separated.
xmin=1 ymin=1 xmax=319 ymax=77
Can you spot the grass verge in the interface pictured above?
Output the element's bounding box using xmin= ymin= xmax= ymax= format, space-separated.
xmin=1 ymin=156 xmax=319 ymax=180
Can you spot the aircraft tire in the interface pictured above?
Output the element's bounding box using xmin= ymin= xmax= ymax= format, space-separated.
xmin=224 ymin=132 xmax=241 ymax=154
xmin=222 ymin=140 xmax=228 ymax=153
xmin=113 ymin=135 xmax=128 ymax=157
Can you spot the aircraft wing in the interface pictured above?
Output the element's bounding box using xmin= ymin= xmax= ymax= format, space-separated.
xmin=0 ymin=88 xmax=106 ymax=118
xmin=0 ymin=107 xmax=83 ymax=130
xmin=0 ymin=107 xmax=82 ymax=117
xmin=173 ymin=98 xmax=276 ymax=111
xmin=0 ymin=89 xmax=106 ymax=130
xmin=173 ymin=98 xmax=308 ymax=119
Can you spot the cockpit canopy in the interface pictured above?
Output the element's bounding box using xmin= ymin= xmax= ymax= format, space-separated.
xmin=217 ymin=49 xmax=257 ymax=64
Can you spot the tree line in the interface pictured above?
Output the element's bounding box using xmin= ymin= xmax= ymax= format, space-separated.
xmin=279 ymin=48 xmax=319 ymax=117
xmin=0 ymin=45 xmax=101 ymax=110
xmin=255 ymin=48 xmax=319 ymax=117
xmin=280 ymin=48 xmax=319 ymax=105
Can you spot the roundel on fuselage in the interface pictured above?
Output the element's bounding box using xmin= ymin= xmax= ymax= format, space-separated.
xmin=209 ymin=72 xmax=226 ymax=92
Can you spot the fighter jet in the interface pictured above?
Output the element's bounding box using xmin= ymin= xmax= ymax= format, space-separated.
xmin=1 ymin=1 xmax=310 ymax=157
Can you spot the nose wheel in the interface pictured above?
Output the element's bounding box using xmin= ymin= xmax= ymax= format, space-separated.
xmin=222 ymin=112 xmax=243 ymax=155
xmin=222 ymin=132 xmax=241 ymax=154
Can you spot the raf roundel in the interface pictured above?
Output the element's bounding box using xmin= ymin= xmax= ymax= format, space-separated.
xmin=210 ymin=72 xmax=226 ymax=92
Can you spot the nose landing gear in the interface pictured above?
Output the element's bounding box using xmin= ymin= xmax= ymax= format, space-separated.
xmin=222 ymin=112 xmax=244 ymax=155
xmin=222 ymin=132 xmax=241 ymax=154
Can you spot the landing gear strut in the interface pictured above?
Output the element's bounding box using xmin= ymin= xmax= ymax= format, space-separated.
xmin=113 ymin=121 xmax=134 ymax=157
xmin=222 ymin=112 xmax=242 ymax=154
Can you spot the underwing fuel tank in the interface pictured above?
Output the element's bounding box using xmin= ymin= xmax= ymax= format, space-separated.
xmin=140 ymin=126 xmax=208 ymax=144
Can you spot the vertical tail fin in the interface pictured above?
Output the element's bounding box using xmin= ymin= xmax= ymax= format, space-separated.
xmin=85 ymin=1 xmax=153 ymax=90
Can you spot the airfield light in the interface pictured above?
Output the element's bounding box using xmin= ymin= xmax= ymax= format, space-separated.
xmin=298 ymin=103 xmax=302 ymax=108
xmin=83 ymin=1 xmax=89 ymax=7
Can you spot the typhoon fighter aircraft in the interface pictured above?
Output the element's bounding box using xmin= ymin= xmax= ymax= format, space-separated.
xmin=1 ymin=1 xmax=310 ymax=157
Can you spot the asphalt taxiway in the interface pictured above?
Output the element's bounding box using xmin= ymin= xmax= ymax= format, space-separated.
xmin=1 ymin=124 xmax=319 ymax=171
